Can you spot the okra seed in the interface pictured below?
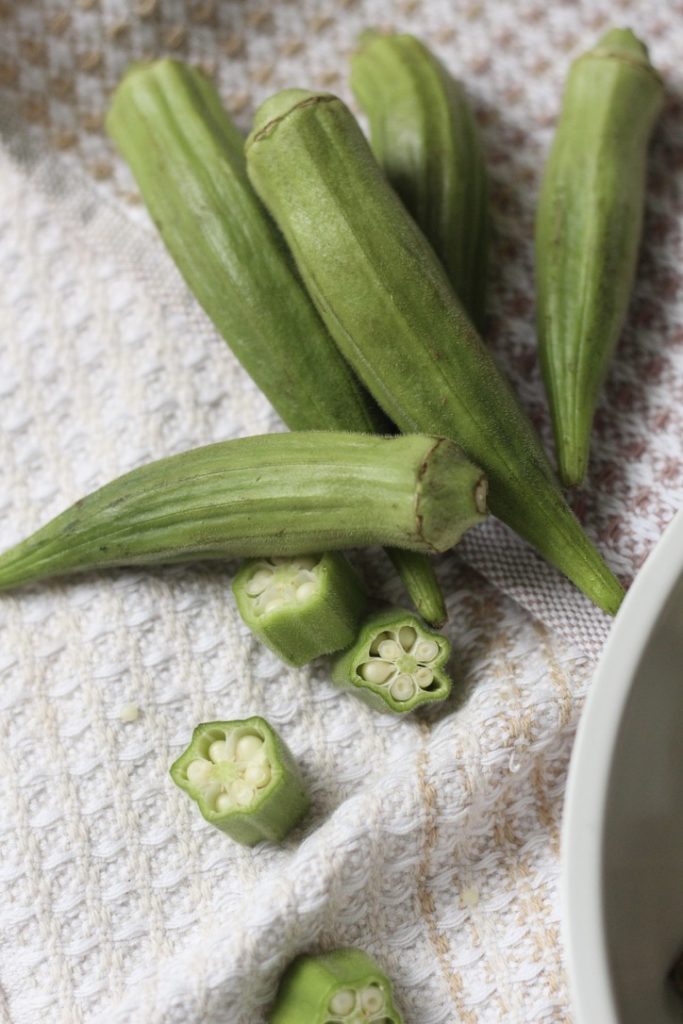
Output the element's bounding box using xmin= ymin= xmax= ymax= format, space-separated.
xmin=245 ymin=568 xmax=273 ymax=596
xmin=369 ymin=631 xmax=393 ymax=655
xmin=415 ymin=639 xmax=440 ymax=662
xmin=264 ymin=598 xmax=284 ymax=614
xmin=208 ymin=740 xmax=231 ymax=763
xmin=243 ymin=761 xmax=271 ymax=788
xmin=329 ymin=989 xmax=356 ymax=1015
xmin=231 ymin=780 xmax=255 ymax=806
xmin=390 ymin=674 xmax=416 ymax=701
xmin=296 ymin=580 xmax=318 ymax=602
xmin=398 ymin=625 xmax=417 ymax=651
xmin=415 ymin=667 xmax=434 ymax=689
xmin=186 ymin=759 xmax=213 ymax=785
xmin=359 ymin=660 xmax=394 ymax=684
xmin=215 ymin=792 xmax=233 ymax=814
xmin=235 ymin=734 xmax=264 ymax=761
xmin=377 ymin=639 xmax=401 ymax=660
xmin=360 ymin=984 xmax=384 ymax=1013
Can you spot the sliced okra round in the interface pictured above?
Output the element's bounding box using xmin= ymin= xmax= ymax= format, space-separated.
xmin=170 ymin=717 xmax=308 ymax=846
xmin=331 ymin=609 xmax=451 ymax=714
xmin=232 ymin=553 xmax=367 ymax=667
xmin=270 ymin=948 xmax=402 ymax=1024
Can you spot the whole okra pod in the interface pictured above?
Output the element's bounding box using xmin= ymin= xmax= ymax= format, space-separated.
xmin=0 ymin=433 xmax=488 ymax=591
xmin=170 ymin=717 xmax=308 ymax=845
xmin=107 ymin=59 xmax=446 ymax=627
xmin=535 ymin=28 xmax=663 ymax=486
xmin=351 ymin=31 xmax=489 ymax=329
xmin=245 ymin=92 xmax=624 ymax=614
xmin=270 ymin=948 xmax=402 ymax=1023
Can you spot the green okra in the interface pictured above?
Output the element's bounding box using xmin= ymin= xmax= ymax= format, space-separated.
xmin=535 ymin=28 xmax=663 ymax=486
xmin=351 ymin=31 xmax=489 ymax=329
xmin=331 ymin=609 xmax=451 ymax=713
xmin=270 ymin=948 xmax=402 ymax=1024
xmin=232 ymin=553 xmax=367 ymax=666
xmin=385 ymin=548 xmax=446 ymax=628
xmin=245 ymin=91 xmax=625 ymax=615
xmin=170 ymin=717 xmax=308 ymax=844
xmin=107 ymin=59 xmax=446 ymax=626
xmin=0 ymin=432 xmax=488 ymax=591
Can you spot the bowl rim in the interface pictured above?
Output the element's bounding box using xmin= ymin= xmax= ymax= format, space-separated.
xmin=561 ymin=507 xmax=683 ymax=1024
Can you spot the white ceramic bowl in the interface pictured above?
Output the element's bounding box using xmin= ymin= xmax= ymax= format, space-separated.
xmin=562 ymin=508 xmax=683 ymax=1024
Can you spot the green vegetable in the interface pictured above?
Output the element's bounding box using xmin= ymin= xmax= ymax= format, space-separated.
xmin=245 ymin=90 xmax=624 ymax=615
xmin=535 ymin=28 xmax=663 ymax=486
xmin=331 ymin=609 xmax=451 ymax=713
xmin=270 ymin=948 xmax=402 ymax=1023
xmin=385 ymin=548 xmax=446 ymax=628
xmin=170 ymin=717 xmax=308 ymax=844
xmin=0 ymin=432 xmax=488 ymax=591
xmin=107 ymin=58 xmax=446 ymax=625
xmin=351 ymin=31 xmax=489 ymax=329
xmin=232 ymin=553 xmax=366 ymax=666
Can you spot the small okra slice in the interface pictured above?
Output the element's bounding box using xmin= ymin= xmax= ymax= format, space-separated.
xmin=270 ymin=948 xmax=402 ymax=1024
xmin=232 ymin=553 xmax=367 ymax=667
xmin=331 ymin=609 xmax=451 ymax=714
xmin=170 ymin=717 xmax=308 ymax=846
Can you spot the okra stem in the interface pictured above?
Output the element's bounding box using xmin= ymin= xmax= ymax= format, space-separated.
xmin=0 ymin=432 xmax=487 ymax=591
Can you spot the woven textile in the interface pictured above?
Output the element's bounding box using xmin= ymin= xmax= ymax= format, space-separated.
xmin=0 ymin=1 xmax=680 ymax=1021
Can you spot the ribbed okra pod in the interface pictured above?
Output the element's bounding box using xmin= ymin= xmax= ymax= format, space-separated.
xmin=107 ymin=59 xmax=446 ymax=626
xmin=535 ymin=28 xmax=663 ymax=486
xmin=171 ymin=717 xmax=308 ymax=845
xmin=0 ymin=433 xmax=487 ymax=590
xmin=351 ymin=32 xmax=489 ymax=329
xmin=271 ymin=948 xmax=402 ymax=1024
xmin=245 ymin=91 xmax=624 ymax=614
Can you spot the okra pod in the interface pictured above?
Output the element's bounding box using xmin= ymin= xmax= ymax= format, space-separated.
xmin=351 ymin=31 xmax=489 ymax=329
xmin=245 ymin=91 xmax=624 ymax=614
xmin=107 ymin=59 xmax=446 ymax=625
xmin=232 ymin=553 xmax=366 ymax=666
xmin=331 ymin=609 xmax=451 ymax=713
xmin=535 ymin=28 xmax=663 ymax=486
xmin=0 ymin=433 xmax=488 ymax=590
xmin=270 ymin=948 xmax=402 ymax=1023
xmin=170 ymin=717 xmax=308 ymax=844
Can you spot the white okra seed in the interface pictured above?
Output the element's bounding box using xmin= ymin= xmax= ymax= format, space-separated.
xmin=243 ymin=762 xmax=271 ymax=788
xmin=398 ymin=625 xmax=417 ymax=651
xmin=390 ymin=674 xmax=416 ymax=701
xmin=235 ymin=734 xmax=264 ymax=761
xmin=415 ymin=639 xmax=440 ymax=662
xmin=360 ymin=984 xmax=384 ymax=1013
xmin=245 ymin=568 xmax=273 ymax=596
xmin=231 ymin=780 xmax=255 ymax=806
xmin=186 ymin=759 xmax=213 ymax=785
xmin=415 ymin=667 xmax=434 ymax=689
xmin=208 ymin=740 xmax=231 ymax=763
xmin=296 ymin=580 xmax=317 ymax=602
xmin=264 ymin=598 xmax=285 ymax=614
xmin=359 ymin=660 xmax=394 ymax=684
xmin=328 ymin=988 xmax=356 ymax=1015
xmin=215 ymin=792 xmax=233 ymax=814
xmin=378 ymin=639 xmax=401 ymax=660
xmin=294 ymin=556 xmax=318 ymax=571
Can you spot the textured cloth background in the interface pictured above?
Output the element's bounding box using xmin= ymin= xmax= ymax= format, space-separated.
xmin=0 ymin=1 xmax=681 ymax=1022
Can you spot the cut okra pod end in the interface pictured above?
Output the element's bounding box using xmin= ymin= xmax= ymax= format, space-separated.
xmin=331 ymin=609 xmax=452 ymax=714
xmin=170 ymin=717 xmax=308 ymax=846
xmin=270 ymin=948 xmax=402 ymax=1024
xmin=232 ymin=553 xmax=367 ymax=667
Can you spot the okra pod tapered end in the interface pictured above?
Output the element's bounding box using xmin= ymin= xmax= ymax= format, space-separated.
xmin=331 ymin=609 xmax=452 ymax=714
xmin=170 ymin=717 xmax=308 ymax=846
xmin=270 ymin=948 xmax=402 ymax=1024
xmin=232 ymin=553 xmax=367 ymax=667
xmin=385 ymin=548 xmax=447 ymax=627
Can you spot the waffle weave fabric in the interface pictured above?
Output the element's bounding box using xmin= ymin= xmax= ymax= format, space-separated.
xmin=0 ymin=1 xmax=681 ymax=1022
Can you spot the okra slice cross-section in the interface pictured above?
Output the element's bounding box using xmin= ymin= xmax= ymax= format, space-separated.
xmin=233 ymin=553 xmax=366 ymax=666
xmin=331 ymin=609 xmax=451 ymax=714
xmin=270 ymin=948 xmax=402 ymax=1023
xmin=170 ymin=717 xmax=308 ymax=845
